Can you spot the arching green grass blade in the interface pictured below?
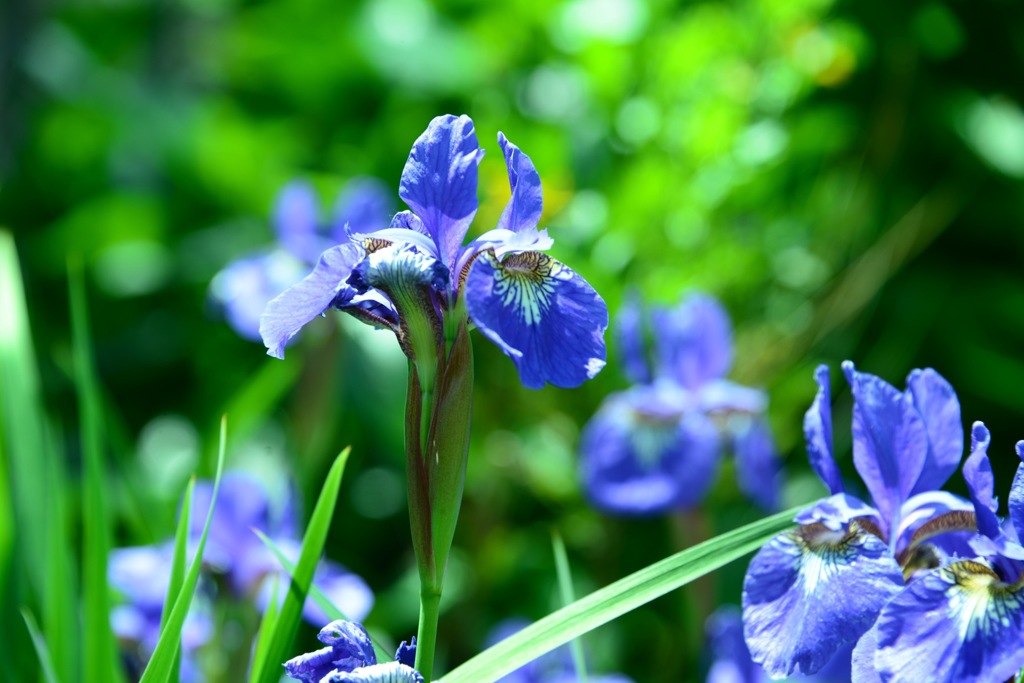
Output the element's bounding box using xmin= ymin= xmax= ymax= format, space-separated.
xmin=21 ymin=609 xmax=61 ymax=683
xmin=551 ymin=530 xmax=587 ymax=683
xmin=439 ymin=507 xmax=799 ymax=683
xmin=69 ymin=257 xmax=125 ymax=683
xmin=138 ymin=416 xmax=228 ymax=683
xmin=250 ymin=448 xmax=351 ymax=683
xmin=158 ymin=477 xmax=196 ymax=683
xmin=250 ymin=573 xmax=282 ymax=683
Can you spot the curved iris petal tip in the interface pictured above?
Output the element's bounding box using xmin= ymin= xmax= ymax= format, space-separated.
xmin=971 ymin=421 xmax=991 ymax=450
xmin=841 ymin=360 xmax=856 ymax=384
xmin=1016 ymin=440 xmax=1024 ymax=460
xmin=814 ymin=364 xmax=830 ymax=384
xmin=586 ymin=357 xmax=606 ymax=379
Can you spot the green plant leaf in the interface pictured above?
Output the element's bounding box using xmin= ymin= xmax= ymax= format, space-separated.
xmin=250 ymin=573 xmax=282 ymax=683
xmin=159 ymin=477 xmax=196 ymax=683
xmin=138 ymin=416 xmax=228 ymax=683
xmin=551 ymin=530 xmax=586 ymax=683
xmin=252 ymin=528 xmax=393 ymax=664
xmin=69 ymin=256 xmax=125 ymax=683
xmin=21 ymin=609 xmax=61 ymax=683
xmin=439 ymin=507 xmax=799 ymax=683
xmin=251 ymin=447 xmax=351 ymax=683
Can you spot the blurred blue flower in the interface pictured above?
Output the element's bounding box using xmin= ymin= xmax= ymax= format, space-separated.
xmin=850 ymin=425 xmax=1024 ymax=683
xmin=108 ymin=542 xmax=212 ymax=682
xmin=742 ymin=362 xmax=979 ymax=678
xmin=210 ymin=178 xmax=392 ymax=341
xmin=284 ymin=620 xmax=421 ymax=683
xmin=705 ymin=606 xmax=851 ymax=683
xmin=579 ymin=292 xmax=779 ymax=515
xmin=486 ymin=618 xmax=634 ymax=683
xmin=189 ymin=472 xmax=374 ymax=625
xmin=260 ymin=114 xmax=608 ymax=389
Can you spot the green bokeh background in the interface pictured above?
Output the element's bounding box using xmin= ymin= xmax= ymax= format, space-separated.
xmin=3 ymin=0 xmax=1024 ymax=680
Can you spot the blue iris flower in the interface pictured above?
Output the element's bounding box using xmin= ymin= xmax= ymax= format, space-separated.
xmin=850 ymin=424 xmax=1024 ymax=683
xmin=742 ymin=362 xmax=979 ymax=677
xmin=579 ymin=291 xmax=779 ymax=515
xmin=260 ymin=114 xmax=608 ymax=390
xmin=210 ymin=178 xmax=391 ymax=341
xmin=284 ymin=620 xmax=422 ymax=683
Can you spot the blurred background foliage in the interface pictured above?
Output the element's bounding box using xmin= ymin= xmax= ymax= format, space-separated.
xmin=2 ymin=0 xmax=1024 ymax=680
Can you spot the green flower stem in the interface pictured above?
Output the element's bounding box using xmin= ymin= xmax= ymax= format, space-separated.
xmin=415 ymin=582 xmax=443 ymax=682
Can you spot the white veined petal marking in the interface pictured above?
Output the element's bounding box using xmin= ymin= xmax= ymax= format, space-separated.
xmin=944 ymin=562 xmax=1024 ymax=643
xmin=492 ymin=251 xmax=561 ymax=326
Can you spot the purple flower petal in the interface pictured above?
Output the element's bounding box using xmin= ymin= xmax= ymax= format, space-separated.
xmin=804 ymin=365 xmax=843 ymax=495
xmin=466 ymin=251 xmax=607 ymax=389
xmin=794 ymin=493 xmax=879 ymax=531
xmin=614 ymin=289 xmax=652 ymax=385
xmin=317 ymin=619 xmax=378 ymax=670
xmin=284 ymin=645 xmax=340 ymax=683
xmin=303 ymin=558 xmax=375 ymax=626
xmin=733 ymin=418 xmax=780 ymax=511
xmin=395 ymin=639 xmax=416 ymax=669
xmin=579 ymin=385 xmax=721 ymax=515
xmin=398 ymin=114 xmax=483 ymax=270
xmin=274 ymin=180 xmax=323 ymax=262
xmin=850 ymin=622 xmax=883 ymax=683
xmin=873 ymin=562 xmax=1024 ymax=683
xmin=1010 ymin=441 xmax=1024 ymax=541
xmin=652 ymin=293 xmax=733 ymax=389
xmin=843 ymin=361 xmax=928 ymax=536
xmin=706 ymin=606 xmax=765 ymax=683
xmin=333 ymin=177 xmax=393 ymax=240
xmin=742 ymin=522 xmax=904 ymax=677
xmin=326 ymin=661 xmax=424 ymax=683
xmin=260 ymin=243 xmax=365 ymax=359
xmin=963 ymin=422 xmax=1001 ymax=538
xmin=109 ymin=543 xmax=175 ymax=610
xmin=696 ymin=380 xmax=767 ymax=414
xmin=210 ymin=251 xmax=308 ymax=342
xmin=495 ymin=133 xmax=543 ymax=234
xmin=906 ymin=368 xmax=963 ymax=494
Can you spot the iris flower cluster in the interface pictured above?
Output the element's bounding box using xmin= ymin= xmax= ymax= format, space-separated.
xmin=210 ymin=178 xmax=391 ymax=341
xmin=109 ymin=473 xmax=373 ymax=679
xmin=742 ymin=362 xmax=1024 ymax=681
xmin=285 ymin=620 xmax=421 ymax=683
xmin=579 ymin=292 xmax=778 ymax=515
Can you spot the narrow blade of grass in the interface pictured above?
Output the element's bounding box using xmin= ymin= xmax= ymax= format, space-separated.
xmin=21 ymin=608 xmax=62 ymax=683
xmin=69 ymin=256 xmax=125 ymax=683
xmin=43 ymin=425 xmax=78 ymax=683
xmin=551 ymin=531 xmax=586 ymax=683
xmin=139 ymin=416 xmax=228 ymax=683
xmin=439 ymin=507 xmax=799 ymax=683
xmin=159 ymin=477 xmax=196 ymax=683
xmin=252 ymin=528 xmax=392 ymax=664
xmin=251 ymin=448 xmax=351 ymax=683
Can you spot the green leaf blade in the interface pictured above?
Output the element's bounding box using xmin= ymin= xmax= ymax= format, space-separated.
xmin=251 ymin=447 xmax=351 ymax=683
xmin=439 ymin=507 xmax=799 ymax=683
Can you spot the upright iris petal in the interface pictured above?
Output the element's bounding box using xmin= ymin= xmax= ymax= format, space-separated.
xmin=804 ymin=365 xmax=843 ymax=495
xmin=652 ymin=294 xmax=733 ymax=390
xmin=615 ymin=289 xmax=652 ymax=385
xmin=905 ymin=368 xmax=963 ymax=494
xmin=399 ymin=114 xmax=484 ymax=272
xmin=466 ymin=250 xmax=607 ymax=389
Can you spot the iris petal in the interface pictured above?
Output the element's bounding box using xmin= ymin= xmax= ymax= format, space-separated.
xmin=873 ymin=561 xmax=1024 ymax=683
xmin=652 ymin=293 xmax=733 ymax=390
xmin=742 ymin=522 xmax=903 ymax=677
xmin=465 ymin=250 xmax=607 ymax=389
xmin=398 ymin=114 xmax=483 ymax=270
xmin=274 ymin=180 xmax=323 ymax=262
xmin=733 ymin=418 xmax=780 ymax=511
xmin=1009 ymin=442 xmax=1024 ymax=541
xmin=805 ymin=365 xmax=844 ymax=495
xmin=843 ymin=361 xmax=928 ymax=536
xmin=325 ymin=661 xmax=424 ymax=683
xmin=579 ymin=386 xmax=720 ymax=515
xmin=495 ymin=133 xmax=543 ymax=234
xmin=615 ymin=289 xmax=652 ymax=385
xmin=260 ymin=243 xmax=365 ymax=359
xmin=905 ymin=368 xmax=963 ymax=494
xmin=963 ymin=422 xmax=1001 ymax=538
